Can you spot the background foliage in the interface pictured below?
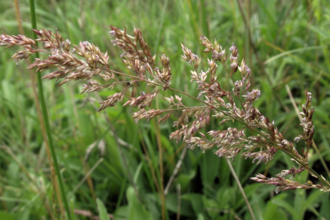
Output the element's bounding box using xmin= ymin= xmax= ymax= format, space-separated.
xmin=1 ymin=0 xmax=330 ymax=219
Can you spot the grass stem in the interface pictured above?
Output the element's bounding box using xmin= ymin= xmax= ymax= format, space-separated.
xmin=29 ymin=0 xmax=72 ymax=219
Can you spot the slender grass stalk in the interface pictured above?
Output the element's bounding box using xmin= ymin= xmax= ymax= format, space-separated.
xmin=13 ymin=1 xmax=63 ymax=218
xmin=69 ymin=158 xmax=104 ymax=199
xmin=70 ymin=199 xmax=76 ymax=220
xmin=153 ymin=118 xmax=166 ymax=220
xmin=226 ymin=159 xmax=255 ymax=220
xmin=138 ymin=131 xmax=163 ymax=210
xmin=176 ymin=184 xmax=181 ymax=220
xmin=28 ymin=0 xmax=71 ymax=219
xmin=14 ymin=0 xmax=24 ymax=34
xmin=164 ymin=145 xmax=188 ymax=194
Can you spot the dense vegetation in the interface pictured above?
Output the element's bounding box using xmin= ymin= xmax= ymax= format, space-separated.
xmin=1 ymin=0 xmax=330 ymax=219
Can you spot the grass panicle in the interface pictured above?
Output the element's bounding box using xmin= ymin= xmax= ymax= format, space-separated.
xmin=1 ymin=26 xmax=330 ymax=195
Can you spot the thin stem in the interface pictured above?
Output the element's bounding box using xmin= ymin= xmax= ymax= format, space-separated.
xmin=29 ymin=1 xmax=72 ymax=219
xmin=14 ymin=0 xmax=24 ymax=34
xmin=14 ymin=1 xmax=62 ymax=218
xmin=176 ymin=184 xmax=181 ymax=220
xmin=154 ymin=119 xmax=166 ymax=220
xmin=164 ymin=145 xmax=188 ymax=194
xmin=69 ymin=158 xmax=103 ymax=199
xmin=226 ymin=159 xmax=255 ymax=220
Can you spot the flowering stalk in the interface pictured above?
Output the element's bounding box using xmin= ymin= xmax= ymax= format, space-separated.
xmin=28 ymin=0 xmax=71 ymax=219
xmin=1 ymin=26 xmax=330 ymax=193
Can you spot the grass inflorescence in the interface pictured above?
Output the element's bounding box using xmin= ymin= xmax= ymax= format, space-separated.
xmin=1 ymin=1 xmax=330 ymax=220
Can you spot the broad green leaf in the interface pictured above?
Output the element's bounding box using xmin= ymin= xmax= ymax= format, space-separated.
xmin=303 ymin=190 xmax=323 ymax=210
xmin=97 ymin=198 xmax=110 ymax=220
xmin=294 ymin=189 xmax=306 ymax=220
xmin=319 ymin=194 xmax=330 ymax=219
xmin=126 ymin=187 xmax=152 ymax=220
xmin=114 ymin=206 xmax=128 ymax=220
xmin=175 ymin=169 xmax=196 ymax=191
xmin=202 ymin=196 xmax=218 ymax=219
xmin=263 ymin=193 xmax=288 ymax=220
xmin=271 ymin=194 xmax=298 ymax=219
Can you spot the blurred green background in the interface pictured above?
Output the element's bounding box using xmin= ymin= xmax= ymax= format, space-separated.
xmin=1 ymin=0 xmax=330 ymax=219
